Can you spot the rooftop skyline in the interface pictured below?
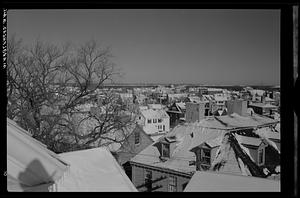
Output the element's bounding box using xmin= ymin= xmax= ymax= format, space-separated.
xmin=8 ymin=9 xmax=280 ymax=85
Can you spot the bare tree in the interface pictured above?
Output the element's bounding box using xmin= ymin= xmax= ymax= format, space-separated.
xmin=7 ymin=35 xmax=135 ymax=153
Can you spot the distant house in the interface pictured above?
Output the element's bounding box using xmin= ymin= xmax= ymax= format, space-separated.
xmin=7 ymin=118 xmax=137 ymax=192
xmin=184 ymin=171 xmax=280 ymax=192
xmin=248 ymin=102 xmax=278 ymax=116
xmin=137 ymin=108 xmax=170 ymax=135
xmin=166 ymin=102 xmax=186 ymax=127
xmin=214 ymin=93 xmax=227 ymax=110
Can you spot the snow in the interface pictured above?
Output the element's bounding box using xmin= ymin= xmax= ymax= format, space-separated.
xmin=58 ymin=147 xmax=137 ymax=192
xmin=184 ymin=171 xmax=280 ymax=192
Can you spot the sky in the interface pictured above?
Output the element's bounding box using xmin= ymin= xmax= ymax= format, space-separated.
xmin=8 ymin=9 xmax=280 ymax=85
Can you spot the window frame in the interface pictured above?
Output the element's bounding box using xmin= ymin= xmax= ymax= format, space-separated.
xmin=168 ymin=176 xmax=177 ymax=192
xmin=258 ymin=148 xmax=265 ymax=165
xmin=161 ymin=143 xmax=170 ymax=158
xmin=134 ymin=131 xmax=140 ymax=145
xmin=199 ymin=147 xmax=211 ymax=170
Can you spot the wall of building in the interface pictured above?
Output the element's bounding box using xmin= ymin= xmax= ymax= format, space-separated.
xmin=117 ymin=127 xmax=154 ymax=165
xmin=131 ymin=164 xmax=191 ymax=192
xmin=141 ymin=115 xmax=170 ymax=135
xmin=227 ymin=100 xmax=248 ymax=116
xmin=186 ymin=102 xmax=205 ymax=123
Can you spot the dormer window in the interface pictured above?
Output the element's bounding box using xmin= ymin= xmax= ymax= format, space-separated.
xmin=162 ymin=143 xmax=170 ymax=158
xmin=258 ymin=148 xmax=265 ymax=165
xmin=198 ymin=148 xmax=211 ymax=170
xmin=134 ymin=131 xmax=140 ymax=145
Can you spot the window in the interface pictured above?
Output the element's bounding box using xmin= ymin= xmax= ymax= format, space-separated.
xmin=145 ymin=170 xmax=152 ymax=182
xmin=199 ymin=148 xmax=211 ymax=170
xmin=258 ymin=148 xmax=265 ymax=165
xmin=153 ymin=119 xmax=157 ymax=123
xmin=158 ymin=125 xmax=162 ymax=130
xmin=147 ymin=119 xmax=152 ymax=124
xmin=168 ymin=176 xmax=177 ymax=192
xmin=158 ymin=119 xmax=162 ymax=123
xmin=145 ymin=170 xmax=152 ymax=191
xmin=162 ymin=143 xmax=170 ymax=158
xmin=134 ymin=131 xmax=140 ymax=145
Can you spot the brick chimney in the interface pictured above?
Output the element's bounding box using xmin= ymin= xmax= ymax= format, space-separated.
xmin=226 ymin=99 xmax=248 ymax=117
xmin=186 ymin=102 xmax=206 ymax=122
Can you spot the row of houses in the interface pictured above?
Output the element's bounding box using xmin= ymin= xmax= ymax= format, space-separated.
xmin=114 ymin=99 xmax=281 ymax=192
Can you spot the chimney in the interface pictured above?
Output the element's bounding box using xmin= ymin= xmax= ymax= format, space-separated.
xmin=261 ymin=95 xmax=266 ymax=103
xmin=226 ymin=99 xmax=248 ymax=117
xmin=186 ymin=102 xmax=205 ymax=122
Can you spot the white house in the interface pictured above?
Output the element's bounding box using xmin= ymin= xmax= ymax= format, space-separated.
xmin=137 ymin=108 xmax=170 ymax=135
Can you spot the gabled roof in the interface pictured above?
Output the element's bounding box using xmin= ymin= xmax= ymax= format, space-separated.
xmin=188 ymin=123 xmax=226 ymax=151
xmin=130 ymin=124 xmax=196 ymax=174
xmin=176 ymin=102 xmax=186 ymax=111
xmin=211 ymin=133 xmax=266 ymax=178
xmin=140 ymin=108 xmax=169 ymax=119
xmin=235 ymin=134 xmax=262 ymax=147
xmin=184 ymin=171 xmax=280 ymax=192
xmin=7 ymin=118 xmax=69 ymax=192
xmin=58 ymin=147 xmax=137 ymax=191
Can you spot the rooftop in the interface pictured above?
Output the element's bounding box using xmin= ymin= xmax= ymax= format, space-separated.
xmin=58 ymin=147 xmax=137 ymax=191
xmin=184 ymin=171 xmax=280 ymax=192
xmin=130 ymin=124 xmax=197 ymax=174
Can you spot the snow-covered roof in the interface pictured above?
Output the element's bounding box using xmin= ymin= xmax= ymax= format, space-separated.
xmin=176 ymin=102 xmax=186 ymax=110
xmin=58 ymin=147 xmax=137 ymax=192
xmin=213 ymin=113 xmax=278 ymax=128
xmin=188 ymin=96 xmax=201 ymax=103
xmin=148 ymin=103 xmax=164 ymax=110
xmin=214 ymin=94 xmax=227 ymax=101
xmin=188 ymin=114 xmax=277 ymax=130
xmin=140 ymin=108 xmax=169 ymax=119
xmin=249 ymin=103 xmax=277 ymax=108
xmin=184 ymin=171 xmax=280 ymax=192
xmin=188 ymin=124 xmax=226 ymax=151
xmin=235 ymin=134 xmax=262 ymax=147
xmin=130 ymin=124 xmax=197 ymax=174
xmin=265 ymin=97 xmax=275 ymax=102
xmin=7 ymin=118 xmax=69 ymax=192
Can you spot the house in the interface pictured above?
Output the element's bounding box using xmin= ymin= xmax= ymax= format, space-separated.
xmin=166 ymin=102 xmax=186 ymax=128
xmin=188 ymin=117 xmax=280 ymax=179
xmin=137 ymin=108 xmax=170 ymax=136
xmin=214 ymin=93 xmax=227 ymax=110
xmin=248 ymin=102 xmax=278 ymax=116
xmin=184 ymin=171 xmax=280 ymax=192
xmin=115 ymin=125 xmax=154 ymax=179
xmin=7 ymin=118 xmax=137 ymax=192
xmin=188 ymin=99 xmax=280 ymax=178
xmin=129 ymin=124 xmax=199 ymax=192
